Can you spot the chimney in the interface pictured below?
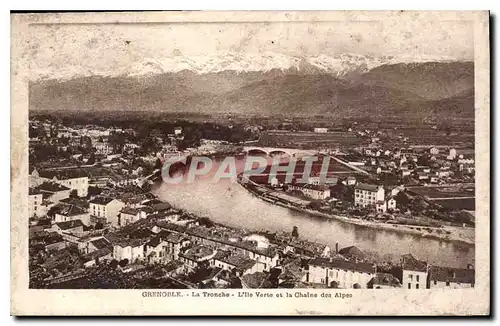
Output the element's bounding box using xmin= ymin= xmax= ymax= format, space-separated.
xmin=335 ymin=242 xmax=339 ymax=254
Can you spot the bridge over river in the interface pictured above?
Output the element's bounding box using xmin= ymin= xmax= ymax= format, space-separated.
xmin=242 ymin=146 xmax=318 ymax=157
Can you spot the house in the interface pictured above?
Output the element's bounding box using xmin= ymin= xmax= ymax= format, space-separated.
xmin=89 ymin=196 xmax=125 ymax=227
xmin=288 ymin=184 xmax=331 ymax=200
xmin=346 ymin=176 xmax=357 ymax=186
xmin=376 ymin=200 xmax=387 ymax=213
xmin=94 ymin=138 xmax=113 ymax=155
xmin=354 ymin=183 xmax=385 ymax=208
xmin=276 ymin=261 xmax=308 ymax=288
xmin=118 ymin=206 xmax=142 ymax=227
xmin=284 ymin=238 xmax=331 ymax=258
xmin=174 ymin=127 xmax=183 ymax=136
xmin=54 ymin=204 xmax=91 ymax=226
xmin=401 ymin=254 xmax=428 ymax=289
xmin=367 ymin=273 xmax=402 ymax=289
xmin=51 ymin=219 xmax=85 ymax=236
xmin=82 ymin=247 xmax=113 ymax=268
xmin=29 ymin=188 xmax=44 ymax=219
xmin=32 ymin=168 xmax=89 ymax=197
xmin=212 ymin=252 xmax=262 ymax=277
xmin=85 ymin=237 xmax=112 ymax=254
xmin=164 ymin=232 xmax=190 ymax=260
xmin=179 ymin=245 xmax=217 ymax=272
xmin=146 ymin=237 xmax=171 ymax=264
xmin=32 ymin=182 xmax=71 ymax=203
xmin=429 ymin=147 xmax=439 ymax=155
xmin=338 ymin=246 xmax=366 ymax=262
xmin=163 ymin=260 xmax=186 ymax=277
xmin=313 ymin=127 xmax=328 ymax=133
xmin=246 ymin=247 xmax=279 ymax=272
xmin=428 ymin=265 xmax=475 ymax=289
xmin=307 ymin=258 xmax=376 ymax=289
xmin=112 ymin=238 xmax=148 ymax=262
xmin=448 ymin=148 xmax=457 ymax=160
xmin=387 ymin=197 xmax=397 ymax=210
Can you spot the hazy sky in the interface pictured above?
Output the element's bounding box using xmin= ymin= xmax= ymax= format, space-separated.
xmin=26 ymin=19 xmax=473 ymax=80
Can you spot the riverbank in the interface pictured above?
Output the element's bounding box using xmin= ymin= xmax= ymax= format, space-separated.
xmin=239 ymin=179 xmax=474 ymax=246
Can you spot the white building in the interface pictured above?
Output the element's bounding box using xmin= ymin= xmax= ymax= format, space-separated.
xmin=112 ymin=239 xmax=148 ymax=262
xmin=28 ymin=188 xmax=44 ymax=219
xmin=387 ymin=197 xmax=397 ymax=210
xmin=54 ymin=204 xmax=91 ymax=226
xmin=448 ymin=148 xmax=457 ymax=160
xmin=33 ymin=168 xmax=89 ymax=197
xmin=212 ymin=253 xmax=264 ymax=277
xmin=313 ymin=128 xmax=328 ymax=133
xmin=32 ymin=182 xmax=71 ymax=203
xmin=307 ymin=258 xmax=376 ymax=289
xmin=428 ymin=265 xmax=475 ymax=289
xmin=401 ymin=254 xmax=428 ymax=290
xmin=429 ymin=147 xmax=439 ymax=155
xmin=354 ymin=183 xmax=385 ymax=208
xmin=289 ymin=184 xmax=331 ymax=200
xmin=89 ymin=197 xmax=125 ymax=227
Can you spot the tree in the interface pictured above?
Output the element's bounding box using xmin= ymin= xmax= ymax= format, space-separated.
xmin=119 ymin=259 xmax=129 ymax=267
xmin=69 ymin=189 xmax=78 ymax=198
xmin=109 ymin=259 xmax=119 ymax=269
xmin=292 ymin=226 xmax=299 ymax=238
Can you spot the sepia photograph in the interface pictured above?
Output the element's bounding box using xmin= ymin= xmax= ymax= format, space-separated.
xmin=10 ymin=10 xmax=490 ymax=315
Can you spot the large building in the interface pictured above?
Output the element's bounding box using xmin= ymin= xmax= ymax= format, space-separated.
xmin=32 ymin=168 xmax=89 ymax=197
xmin=428 ymin=265 xmax=475 ymax=289
xmin=307 ymin=258 xmax=377 ymax=289
xmin=354 ymin=183 xmax=385 ymax=208
xmin=289 ymin=184 xmax=331 ymax=200
xmin=28 ymin=188 xmax=44 ymax=219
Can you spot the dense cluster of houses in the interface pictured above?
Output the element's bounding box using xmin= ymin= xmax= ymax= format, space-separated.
xmin=28 ymin=119 xmax=475 ymax=289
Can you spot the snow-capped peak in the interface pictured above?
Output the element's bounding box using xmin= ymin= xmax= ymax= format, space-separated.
xmin=31 ymin=52 xmax=457 ymax=82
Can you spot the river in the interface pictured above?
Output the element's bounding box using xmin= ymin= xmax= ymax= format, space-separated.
xmin=151 ymin=156 xmax=474 ymax=268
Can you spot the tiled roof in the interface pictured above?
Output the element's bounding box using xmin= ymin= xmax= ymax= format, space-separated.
xmin=60 ymin=197 xmax=90 ymax=208
xmin=90 ymin=237 xmax=111 ymax=250
xmin=219 ymin=254 xmax=256 ymax=271
xmin=369 ymin=273 xmax=402 ymax=287
xmin=338 ymin=246 xmax=366 ymax=260
xmin=57 ymin=204 xmax=87 ymax=217
xmin=34 ymin=182 xmax=70 ymax=193
xmin=429 ymin=266 xmax=474 ymax=284
xmin=355 ymin=183 xmax=380 ymax=192
xmin=309 ymin=257 xmax=376 ymax=274
xmin=89 ymin=196 xmax=115 ymax=205
xmin=240 ymin=272 xmax=267 ymax=289
xmin=120 ymin=206 xmax=141 ymax=215
xmin=401 ymin=254 xmax=428 ymax=272
xmin=56 ymin=219 xmax=84 ymax=230
xmin=38 ymin=169 xmax=88 ymax=180
xmin=29 ymin=188 xmax=43 ymax=196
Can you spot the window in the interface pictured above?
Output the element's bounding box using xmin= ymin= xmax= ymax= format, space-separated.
xmin=446 ymin=281 xmax=450 ymax=286
xmin=409 ymin=274 xmax=413 ymax=280
xmin=416 ymin=275 xmax=419 ymax=282
xmin=408 ymin=283 xmax=411 ymax=289
xmin=416 ymin=284 xmax=419 ymax=289
xmin=434 ymin=280 xmax=437 ymax=285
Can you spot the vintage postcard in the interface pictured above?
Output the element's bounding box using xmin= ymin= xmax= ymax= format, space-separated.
xmin=11 ymin=11 xmax=490 ymax=316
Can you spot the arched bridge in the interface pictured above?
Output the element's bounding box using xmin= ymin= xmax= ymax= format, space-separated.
xmin=242 ymin=146 xmax=318 ymax=157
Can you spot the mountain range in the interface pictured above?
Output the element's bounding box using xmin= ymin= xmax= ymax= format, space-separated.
xmin=29 ymin=53 xmax=474 ymax=119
